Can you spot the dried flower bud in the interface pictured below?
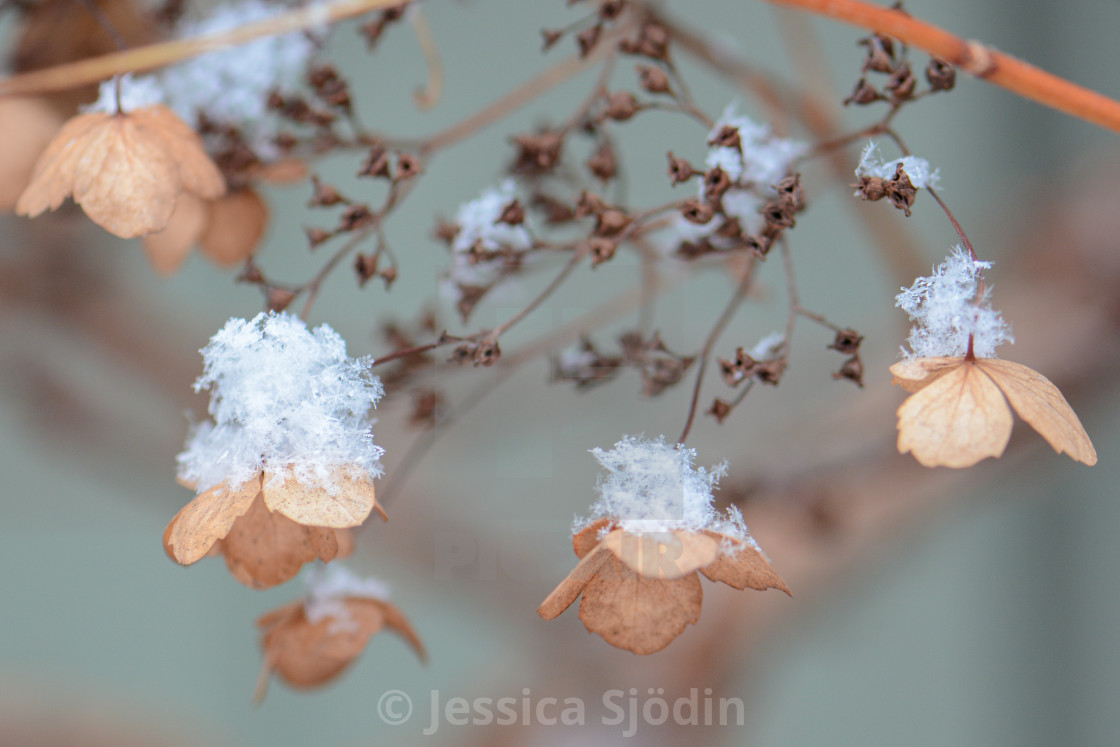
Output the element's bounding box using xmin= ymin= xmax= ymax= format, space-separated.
xmin=844 ymin=77 xmax=882 ymax=106
xmin=886 ymin=63 xmax=917 ymax=101
xmin=703 ymin=166 xmax=732 ymax=204
xmin=666 ymin=152 xmax=696 ymax=186
xmin=577 ymin=24 xmax=602 ymax=57
xmin=531 ymin=193 xmax=575 ymax=224
xmin=575 ymin=191 xmax=606 ymax=218
xmin=358 ymin=143 xmax=391 ymax=178
xmin=267 ymin=287 xmax=296 ymax=312
xmin=595 ymin=208 xmax=632 ymax=237
xmin=309 ymin=175 xmax=346 ymax=207
xmin=620 ymin=21 xmax=669 ymax=61
xmin=513 ymin=131 xmax=564 ymax=173
xmin=637 ymin=64 xmax=670 ymax=94
xmin=541 ymin=29 xmax=563 ymax=51
xmin=833 ymin=355 xmax=864 ymax=387
xmin=829 ymin=329 xmax=864 ymax=354
xmin=885 ymin=162 xmax=918 ymax=216
xmin=474 ymin=340 xmax=501 ymax=366
xmin=310 ymin=65 xmax=351 ymax=110
xmin=680 ymin=199 xmax=714 ymax=225
xmin=926 ymin=58 xmax=956 ymax=91
xmin=761 ymin=200 xmax=796 ymax=230
xmin=708 ymin=399 xmax=732 ymax=423
xmin=599 ymin=0 xmax=626 ymax=20
xmin=603 ymin=91 xmax=641 ymax=121
xmin=497 ymin=198 xmax=525 ymax=226
xmin=433 ymin=219 xmax=459 ymax=244
xmin=746 ymin=233 xmax=773 ymax=257
xmin=707 ymin=125 xmax=742 ymax=152
xmin=588 ymin=236 xmax=618 ymax=266
xmin=854 ymin=175 xmax=888 ymax=201
xmin=859 ymin=34 xmax=896 ymax=73
xmin=305 ymin=226 xmax=332 ymax=248
xmin=586 ymin=141 xmax=617 ymax=182
xmin=379 ymin=265 xmax=397 ymax=286
xmin=354 ymin=253 xmax=378 ymax=286
xmin=394 ymin=152 xmax=422 ymax=181
xmin=338 ymin=204 xmax=375 ymax=232
xmin=754 ymin=358 xmax=785 ymax=386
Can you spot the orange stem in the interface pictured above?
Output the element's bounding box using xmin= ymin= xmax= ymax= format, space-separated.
xmin=766 ymin=0 xmax=1120 ymax=134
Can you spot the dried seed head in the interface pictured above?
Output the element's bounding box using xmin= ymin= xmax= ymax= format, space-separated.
xmin=513 ymin=131 xmax=564 ymax=173
xmin=828 ymin=328 xmax=864 ymax=354
xmin=833 ymin=355 xmax=865 ymax=388
xmin=775 ymin=173 xmax=806 ymax=211
xmin=358 ymin=143 xmax=391 ymax=178
xmin=354 ymin=253 xmax=378 ymax=286
xmin=620 ymin=20 xmax=670 ymax=61
xmin=708 ymin=399 xmax=732 ymax=423
xmin=885 ymin=162 xmax=918 ymax=216
xmin=707 ymin=124 xmax=742 ymax=152
xmin=338 ymin=204 xmax=375 ymax=232
xmin=599 ymin=0 xmax=626 ymax=20
xmin=858 ymin=34 xmax=896 ymax=73
xmin=666 ymin=152 xmax=696 ymax=185
xmin=541 ymin=28 xmax=563 ymax=51
xmin=926 ymin=58 xmax=956 ymax=91
xmin=575 ymin=190 xmax=606 ymax=218
xmin=703 ymin=166 xmax=732 ymax=204
xmin=497 ymin=198 xmax=525 ymax=226
xmin=595 ymin=208 xmax=632 ymax=237
xmin=394 ymin=152 xmax=422 ymax=180
xmin=577 ymin=24 xmax=602 ymax=57
xmin=854 ymin=175 xmax=888 ymax=201
xmin=586 ymin=141 xmax=618 ymax=182
xmin=603 ymin=91 xmax=641 ymax=121
xmin=886 ymin=63 xmax=917 ymax=101
xmin=309 ymin=175 xmax=346 ymax=207
xmin=680 ymin=199 xmax=714 ymax=225
xmin=843 ymin=77 xmax=882 ymax=106
xmin=588 ymin=236 xmax=618 ymax=266
xmin=637 ymin=64 xmax=670 ymax=94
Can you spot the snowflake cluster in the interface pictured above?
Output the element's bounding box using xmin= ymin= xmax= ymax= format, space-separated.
xmin=896 ymin=246 xmax=1013 ymax=358
xmin=855 ymin=140 xmax=940 ymax=189
xmin=176 ymin=311 xmax=385 ymax=494
xmin=576 ymin=435 xmax=757 ymax=545
xmin=673 ymin=102 xmax=806 ymax=247
xmin=442 ymin=179 xmax=532 ymax=300
xmin=85 ymin=0 xmax=320 ymax=159
xmin=303 ymin=562 xmax=390 ymax=632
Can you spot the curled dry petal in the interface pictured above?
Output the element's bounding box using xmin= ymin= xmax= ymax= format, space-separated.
xmin=143 ymin=192 xmax=209 ymax=275
xmin=201 ymin=188 xmax=269 ymax=266
xmin=600 ymin=529 xmax=719 ymax=580
xmin=975 ymin=359 xmax=1097 ymax=465
xmin=262 ymin=466 xmax=386 ymax=528
xmin=700 ymin=533 xmax=791 ymax=594
xmin=538 ymin=547 xmax=612 ymax=621
xmin=256 ymin=597 xmax=425 ymax=699
xmin=16 ymin=105 xmax=224 ymax=238
xmin=889 ymin=356 xmax=961 ymax=393
xmin=0 ymin=96 xmax=63 ymax=211
xmin=163 ymin=473 xmax=263 ymax=564
xmin=573 ymin=518 xmax=612 ymax=558
xmin=578 ymin=555 xmax=703 ymax=655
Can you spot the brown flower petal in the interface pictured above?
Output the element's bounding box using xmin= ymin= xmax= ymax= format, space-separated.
xmin=976 ymin=359 xmax=1097 ymax=465
xmin=142 ymin=192 xmax=209 ymax=275
xmin=699 ymin=533 xmax=791 ymax=594
xmin=163 ymin=473 xmax=263 ymax=564
xmin=200 ymin=189 xmax=269 ymax=266
xmin=572 ymin=518 xmax=613 ymax=558
xmin=601 ymin=529 xmax=719 ymax=580
xmin=256 ymin=597 xmax=425 ymax=699
xmin=895 ymin=360 xmax=1013 ymax=468
xmin=0 ymin=97 xmax=63 ymax=211
xmin=888 ymin=356 xmax=961 ymax=393
xmin=537 ymin=546 xmax=612 ymax=621
xmin=218 ymin=493 xmax=342 ymax=590
xmin=578 ymin=555 xmax=702 ymax=655
xmin=16 ymin=105 xmax=224 ymax=238
xmin=262 ymin=466 xmax=385 ymax=528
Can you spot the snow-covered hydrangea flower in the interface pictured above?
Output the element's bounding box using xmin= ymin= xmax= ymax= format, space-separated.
xmin=895 ymin=246 xmax=1013 ymax=358
xmin=304 ymin=562 xmax=390 ymax=632
xmin=576 ymin=435 xmax=756 ymax=545
xmin=856 ymin=140 xmax=939 ymax=189
xmin=441 ymin=179 xmax=531 ymax=300
xmin=84 ymin=1 xmax=319 ymax=159
xmin=177 ymin=311 xmax=385 ymax=494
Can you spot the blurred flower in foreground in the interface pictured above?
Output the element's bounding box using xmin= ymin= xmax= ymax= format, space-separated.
xmin=538 ymin=436 xmax=788 ymax=654
xmin=255 ymin=563 xmax=425 ymax=701
xmin=891 ymin=247 xmax=1096 ymax=468
xmin=165 ymin=313 xmax=388 ymax=588
xmin=15 ymin=75 xmax=225 ymax=238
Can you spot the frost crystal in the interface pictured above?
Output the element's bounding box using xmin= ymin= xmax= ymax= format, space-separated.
xmin=896 ymin=246 xmax=1013 ymax=358
xmin=856 ymin=140 xmax=940 ymax=189
xmin=304 ymin=563 xmax=390 ymax=633
xmin=444 ymin=179 xmax=531 ymax=296
xmin=577 ymin=435 xmax=756 ymax=544
xmin=749 ymin=331 xmax=786 ymax=360
xmin=177 ymin=312 xmax=385 ymax=493
xmin=83 ymin=74 xmax=166 ymax=114
xmin=705 ymin=102 xmax=807 ymax=189
xmin=158 ymin=0 xmax=320 ymax=159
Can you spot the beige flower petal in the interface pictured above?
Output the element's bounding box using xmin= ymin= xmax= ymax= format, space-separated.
xmin=699 ymin=533 xmax=791 ymax=594
xmin=370 ymin=598 xmax=428 ymax=662
xmin=578 ymin=555 xmax=702 ymax=654
xmin=219 ymin=493 xmax=341 ymax=590
xmin=978 ymin=359 xmax=1097 ymax=466
xmin=262 ymin=466 xmax=381 ymax=528
xmin=573 ymin=517 xmax=613 ymax=559
xmin=142 ymin=192 xmax=209 ymax=275
xmin=537 ymin=546 xmax=612 ymax=621
xmin=601 ymin=529 xmax=719 ymax=580
xmin=889 ymin=356 xmax=963 ymax=393
xmin=0 ymin=96 xmax=63 ymax=211
xmin=200 ymin=188 xmax=268 ymax=266
xmin=132 ymin=106 xmax=225 ymax=200
xmin=163 ymin=473 xmax=263 ymax=564
xmin=896 ymin=360 xmax=1013 ymax=468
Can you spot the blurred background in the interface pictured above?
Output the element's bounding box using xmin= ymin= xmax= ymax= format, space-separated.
xmin=1 ymin=0 xmax=1119 ymax=744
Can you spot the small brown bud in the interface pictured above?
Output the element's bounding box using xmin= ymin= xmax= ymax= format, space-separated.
xmin=858 ymin=34 xmax=896 ymax=73
xmin=746 ymin=233 xmax=774 ymax=257
xmin=603 ymin=91 xmax=641 ymax=121
xmin=355 ymin=253 xmax=378 ymax=286
xmin=498 ymin=199 xmax=525 ymax=226
xmin=338 ymin=204 xmax=375 ymax=231
xmin=754 ymin=358 xmax=785 ymax=386
xmin=575 ymin=191 xmax=605 ymax=218
xmin=358 ymin=143 xmax=391 ymax=178
xmin=268 ymin=287 xmax=297 ymax=313
xmin=885 ymin=63 xmax=917 ymax=101
xmin=620 ymin=21 xmax=669 ymax=61
xmin=588 ymin=236 xmax=618 ymax=266
xmin=531 ymin=194 xmax=575 ymax=224
xmin=844 ymin=78 xmax=882 ymax=106
xmin=238 ymin=262 xmax=264 ymax=284
xmin=473 ymin=340 xmax=501 ymax=366
xmin=305 ymin=226 xmax=332 ymax=248
xmin=513 ymin=131 xmax=564 ymax=173
xmin=598 ymin=0 xmax=626 ymax=20
xmin=394 ymin=152 xmax=422 ymax=180
xmin=715 ymin=217 xmax=743 ymax=240
xmin=926 ymin=58 xmax=956 ymax=92
xmin=541 ymin=29 xmax=563 ymax=51
xmin=854 ymin=175 xmax=888 ymax=201
xmin=434 ymin=219 xmax=459 ymax=245
xmin=708 ymin=399 xmax=732 ymax=423
xmin=708 ymin=125 xmax=741 ymax=152
xmin=380 ymin=265 xmax=397 ymax=286
xmin=577 ymin=25 xmax=602 ymax=57
xmin=775 ymin=173 xmax=806 ymax=211
xmin=703 ymin=166 xmax=732 ymax=204
xmin=833 ymin=355 xmax=865 ymax=388
xmin=667 ymin=152 xmax=695 ymax=185
xmin=828 ymin=328 xmax=864 ymax=354
xmin=885 ymin=162 xmax=917 ymax=216
xmin=680 ymin=199 xmax=714 ymax=225
xmin=308 ymin=175 xmax=345 ymax=207
xmin=761 ymin=200 xmax=796 ymax=230
xmin=586 ymin=141 xmax=617 ymax=182
xmin=637 ymin=64 xmax=670 ymax=94
xmin=595 ymin=208 xmax=632 ymax=237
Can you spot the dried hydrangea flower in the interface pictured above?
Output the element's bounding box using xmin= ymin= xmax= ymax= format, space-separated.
xmin=255 ymin=563 xmax=425 ymax=701
xmin=165 ymin=313 xmax=388 ymax=587
xmin=538 ymin=436 xmax=789 ymax=654
xmin=891 ymin=249 xmax=1095 ymax=467
xmin=15 ymin=101 xmax=225 ymax=238
xmin=142 ymin=189 xmax=269 ymax=275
